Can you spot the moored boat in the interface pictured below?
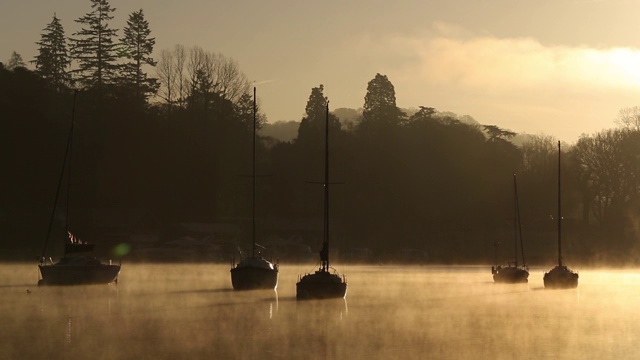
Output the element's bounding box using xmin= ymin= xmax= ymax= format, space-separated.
xmin=492 ymin=174 xmax=529 ymax=283
xmin=38 ymin=91 xmax=120 ymax=286
xmin=296 ymin=100 xmax=347 ymax=300
xmin=231 ymin=255 xmax=278 ymax=290
xmin=230 ymin=87 xmax=278 ymax=290
xmin=543 ymin=141 xmax=578 ymax=289
xmin=39 ymin=245 xmax=120 ymax=286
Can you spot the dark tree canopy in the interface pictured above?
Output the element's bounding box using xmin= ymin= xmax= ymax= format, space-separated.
xmin=483 ymin=124 xmax=516 ymax=142
xmin=361 ymin=73 xmax=405 ymax=130
xmin=5 ymin=10 xmax=640 ymax=265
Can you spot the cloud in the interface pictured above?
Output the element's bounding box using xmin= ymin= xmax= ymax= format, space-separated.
xmin=295 ymin=22 xmax=640 ymax=141
xmin=388 ymin=23 xmax=640 ymax=93
xmin=346 ymin=23 xmax=640 ymax=142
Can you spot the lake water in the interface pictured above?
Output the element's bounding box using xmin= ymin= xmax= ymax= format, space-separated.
xmin=1 ymin=263 xmax=639 ymax=359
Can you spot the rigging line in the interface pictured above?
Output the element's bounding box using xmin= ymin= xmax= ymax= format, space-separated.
xmin=41 ymin=90 xmax=77 ymax=259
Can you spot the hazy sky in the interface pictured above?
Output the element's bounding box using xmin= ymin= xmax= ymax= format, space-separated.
xmin=3 ymin=0 xmax=640 ymax=142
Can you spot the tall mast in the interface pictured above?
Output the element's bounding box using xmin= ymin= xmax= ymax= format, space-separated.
xmin=323 ymin=101 xmax=330 ymax=271
xmin=252 ymin=87 xmax=257 ymax=258
xmin=42 ymin=91 xmax=77 ymax=258
xmin=514 ymin=174 xmax=526 ymax=266
xmin=513 ymin=174 xmax=518 ymax=267
xmin=557 ymin=141 xmax=563 ymax=266
xmin=66 ymin=96 xmax=74 ymax=236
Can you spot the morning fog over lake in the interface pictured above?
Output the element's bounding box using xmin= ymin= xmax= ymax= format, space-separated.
xmin=2 ymin=263 xmax=640 ymax=360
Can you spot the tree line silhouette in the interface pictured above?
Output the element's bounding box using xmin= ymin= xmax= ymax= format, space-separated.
xmin=3 ymin=0 xmax=640 ymax=265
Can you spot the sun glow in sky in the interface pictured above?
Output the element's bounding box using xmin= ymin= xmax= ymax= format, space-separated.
xmin=3 ymin=0 xmax=640 ymax=142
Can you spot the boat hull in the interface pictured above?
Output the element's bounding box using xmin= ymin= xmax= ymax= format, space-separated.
xmin=39 ymin=263 xmax=120 ymax=286
xmin=230 ymin=266 xmax=278 ymax=290
xmin=493 ymin=266 xmax=529 ymax=283
xmin=296 ymin=271 xmax=347 ymax=300
xmin=543 ymin=265 xmax=579 ymax=289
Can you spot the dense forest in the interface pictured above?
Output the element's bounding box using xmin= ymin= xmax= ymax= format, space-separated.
xmin=3 ymin=0 xmax=640 ymax=266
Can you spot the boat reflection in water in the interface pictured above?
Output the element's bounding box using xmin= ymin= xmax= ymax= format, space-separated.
xmin=295 ymin=297 xmax=349 ymax=322
xmin=269 ymin=290 xmax=279 ymax=320
xmin=33 ymin=284 xmax=119 ymax=357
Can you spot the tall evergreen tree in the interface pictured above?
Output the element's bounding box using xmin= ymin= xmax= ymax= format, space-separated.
xmin=6 ymin=51 xmax=26 ymax=70
xmin=188 ymin=68 xmax=214 ymax=115
xmin=32 ymin=14 xmax=72 ymax=90
xmin=297 ymin=84 xmax=341 ymax=143
xmin=360 ymin=73 xmax=405 ymax=130
xmin=69 ymin=0 xmax=119 ymax=89
xmin=301 ymin=85 xmax=327 ymax=130
xmin=234 ymin=91 xmax=266 ymax=132
xmin=119 ymin=9 xmax=158 ymax=100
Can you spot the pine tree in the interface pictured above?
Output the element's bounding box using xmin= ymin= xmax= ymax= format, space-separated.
xmin=297 ymin=85 xmax=341 ymax=144
xmin=234 ymin=91 xmax=266 ymax=132
xmin=234 ymin=91 xmax=253 ymax=128
xmin=69 ymin=0 xmax=119 ymax=89
xmin=305 ymin=85 xmax=328 ymax=124
xmin=33 ymin=14 xmax=72 ymax=90
xmin=6 ymin=51 xmax=26 ymax=70
xmin=188 ymin=68 xmax=215 ymax=113
xmin=118 ymin=9 xmax=158 ymax=100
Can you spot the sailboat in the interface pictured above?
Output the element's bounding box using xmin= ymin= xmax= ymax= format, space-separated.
xmin=543 ymin=141 xmax=579 ymax=289
xmin=38 ymin=91 xmax=121 ymax=286
xmin=492 ymin=174 xmax=529 ymax=283
xmin=230 ymin=87 xmax=279 ymax=290
xmin=296 ymin=101 xmax=347 ymax=300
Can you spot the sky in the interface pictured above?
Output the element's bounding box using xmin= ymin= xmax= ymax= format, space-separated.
xmin=3 ymin=0 xmax=640 ymax=143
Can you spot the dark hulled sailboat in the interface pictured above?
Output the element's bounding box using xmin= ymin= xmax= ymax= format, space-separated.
xmin=39 ymin=239 xmax=121 ymax=286
xmin=492 ymin=174 xmax=529 ymax=283
xmin=38 ymin=91 xmax=120 ymax=286
xmin=296 ymin=101 xmax=347 ymax=300
xmin=543 ymin=141 xmax=578 ymax=289
xmin=230 ymin=87 xmax=279 ymax=290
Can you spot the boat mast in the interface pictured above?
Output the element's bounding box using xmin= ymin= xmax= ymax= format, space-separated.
xmin=557 ymin=141 xmax=563 ymax=267
xmin=513 ymin=174 xmax=518 ymax=267
xmin=321 ymin=101 xmax=330 ymax=272
xmin=252 ymin=87 xmax=257 ymax=258
xmin=66 ymin=96 xmax=74 ymax=238
xmin=514 ymin=174 xmax=526 ymax=267
xmin=42 ymin=90 xmax=77 ymax=259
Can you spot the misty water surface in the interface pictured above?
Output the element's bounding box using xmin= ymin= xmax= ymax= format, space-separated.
xmin=1 ymin=263 xmax=639 ymax=359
